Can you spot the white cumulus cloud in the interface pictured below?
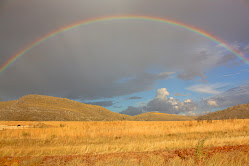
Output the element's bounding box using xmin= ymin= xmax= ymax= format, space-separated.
xmin=185 ymin=99 xmax=192 ymax=103
xmin=207 ymin=100 xmax=218 ymax=107
xmin=155 ymin=88 xmax=170 ymax=100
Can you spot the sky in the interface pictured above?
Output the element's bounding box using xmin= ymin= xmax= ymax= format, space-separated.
xmin=0 ymin=0 xmax=249 ymax=116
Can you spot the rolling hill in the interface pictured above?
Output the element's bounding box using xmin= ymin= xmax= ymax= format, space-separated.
xmin=198 ymin=103 xmax=249 ymax=120
xmin=0 ymin=95 xmax=131 ymax=121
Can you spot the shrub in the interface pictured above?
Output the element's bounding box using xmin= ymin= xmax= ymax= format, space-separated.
xmin=60 ymin=124 xmax=65 ymax=127
xmin=22 ymin=132 xmax=30 ymax=137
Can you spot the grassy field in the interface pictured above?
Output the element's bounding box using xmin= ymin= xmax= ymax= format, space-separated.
xmin=0 ymin=119 xmax=249 ymax=165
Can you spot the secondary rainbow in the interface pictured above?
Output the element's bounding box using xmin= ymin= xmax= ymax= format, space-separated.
xmin=1 ymin=15 xmax=248 ymax=75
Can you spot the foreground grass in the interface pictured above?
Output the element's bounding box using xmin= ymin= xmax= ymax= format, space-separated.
xmin=0 ymin=119 xmax=248 ymax=157
xmin=2 ymin=148 xmax=249 ymax=166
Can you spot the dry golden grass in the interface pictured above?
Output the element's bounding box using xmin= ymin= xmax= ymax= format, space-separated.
xmin=0 ymin=119 xmax=248 ymax=158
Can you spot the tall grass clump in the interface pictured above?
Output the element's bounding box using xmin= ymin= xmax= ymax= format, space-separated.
xmin=195 ymin=138 xmax=208 ymax=160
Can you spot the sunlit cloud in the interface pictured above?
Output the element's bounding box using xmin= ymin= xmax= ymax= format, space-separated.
xmin=186 ymin=84 xmax=224 ymax=94
xmin=174 ymin=93 xmax=191 ymax=97
xmin=207 ymin=100 xmax=218 ymax=107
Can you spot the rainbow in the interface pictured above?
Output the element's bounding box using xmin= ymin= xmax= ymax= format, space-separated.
xmin=1 ymin=15 xmax=248 ymax=75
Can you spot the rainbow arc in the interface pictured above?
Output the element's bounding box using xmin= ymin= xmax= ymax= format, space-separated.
xmin=0 ymin=15 xmax=248 ymax=75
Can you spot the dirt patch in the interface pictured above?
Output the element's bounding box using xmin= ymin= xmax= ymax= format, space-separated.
xmin=0 ymin=144 xmax=248 ymax=165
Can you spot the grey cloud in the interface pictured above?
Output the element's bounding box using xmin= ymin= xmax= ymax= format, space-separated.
xmin=86 ymin=101 xmax=114 ymax=107
xmin=144 ymin=98 xmax=180 ymax=114
xmin=128 ymin=96 xmax=142 ymax=100
xmin=120 ymin=106 xmax=144 ymax=116
xmin=216 ymin=44 xmax=249 ymax=67
xmin=176 ymin=48 xmax=219 ymax=80
xmin=177 ymin=71 xmax=205 ymax=80
xmin=144 ymin=97 xmax=197 ymax=114
xmin=216 ymin=53 xmax=244 ymax=67
xmin=217 ymin=54 xmax=237 ymax=65
xmin=135 ymin=0 xmax=249 ymax=42
xmin=179 ymin=101 xmax=198 ymax=113
xmin=244 ymin=44 xmax=249 ymax=53
xmin=0 ymin=0 xmax=248 ymax=100
xmin=176 ymin=48 xmax=231 ymax=80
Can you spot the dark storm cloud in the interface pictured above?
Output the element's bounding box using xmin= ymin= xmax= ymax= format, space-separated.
xmin=0 ymin=0 xmax=248 ymax=100
xmin=133 ymin=0 xmax=249 ymax=42
xmin=0 ymin=1 xmax=6 ymax=14
xmin=86 ymin=101 xmax=114 ymax=107
xmin=128 ymin=96 xmax=142 ymax=100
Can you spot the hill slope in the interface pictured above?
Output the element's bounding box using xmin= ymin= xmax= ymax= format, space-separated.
xmin=0 ymin=95 xmax=131 ymax=121
xmin=133 ymin=112 xmax=197 ymax=121
xmin=198 ymin=103 xmax=249 ymax=120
